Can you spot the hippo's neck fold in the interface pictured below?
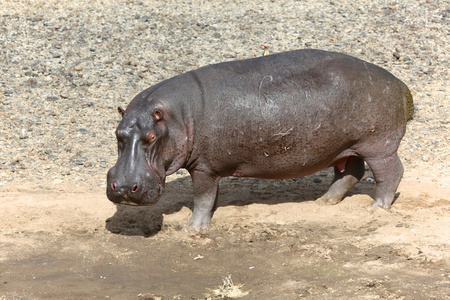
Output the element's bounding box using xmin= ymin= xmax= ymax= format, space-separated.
xmin=163 ymin=100 xmax=196 ymax=176
xmin=165 ymin=122 xmax=194 ymax=176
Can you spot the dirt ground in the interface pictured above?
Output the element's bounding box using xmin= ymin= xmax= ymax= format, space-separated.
xmin=1 ymin=170 xmax=449 ymax=299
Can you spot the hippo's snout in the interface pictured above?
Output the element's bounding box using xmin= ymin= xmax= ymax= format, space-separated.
xmin=108 ymin=182 xmax=143 ymax=204
xmin=106 ymin=167 xmax=164 ymax=206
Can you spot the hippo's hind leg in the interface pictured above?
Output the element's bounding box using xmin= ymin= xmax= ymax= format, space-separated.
xmin=316 ymin=156 xmax=365 ymax=205
xmin=365 ymin=152 xmax=404 ymax=208
xmin=184 ymin=170 xmax=220 ymax=233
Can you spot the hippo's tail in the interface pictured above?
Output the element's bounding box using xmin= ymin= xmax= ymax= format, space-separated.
xmin=402 ymin=83 xmax=414 ymax=121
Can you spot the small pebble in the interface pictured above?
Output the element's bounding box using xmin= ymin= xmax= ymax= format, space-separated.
xmin=27 ymin=78 xmax=37 ymax=85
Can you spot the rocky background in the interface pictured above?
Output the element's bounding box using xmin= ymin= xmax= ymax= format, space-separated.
xmin=0 ymin=0 xmax=449 ymax=187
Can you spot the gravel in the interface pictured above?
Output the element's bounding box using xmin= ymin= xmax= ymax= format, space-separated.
xmin=0 ymin=0 xmax=449 ymax=187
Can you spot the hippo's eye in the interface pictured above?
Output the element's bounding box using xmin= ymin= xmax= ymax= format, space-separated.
xmin=146 ymin=131 xmax=156 ymax=144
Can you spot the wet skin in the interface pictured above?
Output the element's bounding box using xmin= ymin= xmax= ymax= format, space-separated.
xmin=107 ymin=49 xmax=414 ymax=232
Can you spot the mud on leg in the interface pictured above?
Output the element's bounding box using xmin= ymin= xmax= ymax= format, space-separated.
xmin=184 ymin=170 xmax=220 ymax=233
xmin=316 ymin=156 xmax=365 ymax=205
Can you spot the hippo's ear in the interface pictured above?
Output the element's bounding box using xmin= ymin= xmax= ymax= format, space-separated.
xmin=152 ymin=109 xmax=163 ymax=122
xmin=118 ymin=106 xmax=125 ymax=117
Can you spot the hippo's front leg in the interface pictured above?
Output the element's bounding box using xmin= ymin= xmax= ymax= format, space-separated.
xmin=184 ymin=170 xmax=220 ymax=233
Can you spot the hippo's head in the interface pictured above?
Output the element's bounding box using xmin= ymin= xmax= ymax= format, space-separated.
xmin=106 ymin=98 xmax=180 ymax=206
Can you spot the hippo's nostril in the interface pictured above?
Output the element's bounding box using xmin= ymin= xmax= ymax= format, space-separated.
xmin=111 ymin=183 xmax=116 ymax=190
xmin=132 ymin=184 xmax=138 ymax=193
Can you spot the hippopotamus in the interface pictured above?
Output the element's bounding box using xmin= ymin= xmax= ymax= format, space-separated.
xmin=107 ymin=49 xmax=414 ymax=232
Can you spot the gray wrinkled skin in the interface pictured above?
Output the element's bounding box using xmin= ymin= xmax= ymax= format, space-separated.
xmin=107 ymin=49 xmax=414 ymax=232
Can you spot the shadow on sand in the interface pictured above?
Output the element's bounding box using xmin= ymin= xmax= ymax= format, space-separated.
xmin=105 ymin=169 xmax=377 ymax=237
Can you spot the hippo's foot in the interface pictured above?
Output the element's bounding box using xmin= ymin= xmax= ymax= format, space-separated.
xmin=370 ymin=192 xmax=400 ymax=209
xmin=183 ymin=224 xmax=209 ymax=234
xmin=315 ymin=193 xmax=345 ymax=206
xmin=183 ymin=214 xmax=211 ymax=234
xmin=370 ymin=199 xmax=391 ymax=209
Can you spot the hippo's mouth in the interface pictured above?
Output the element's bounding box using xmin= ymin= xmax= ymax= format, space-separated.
xmin=114 ymin=198 xmax=160 ymax=206
xmin=113 ymin=193 xmax=161 ymax=206
xmin=116 ymin=200 xmax=141 ymax=206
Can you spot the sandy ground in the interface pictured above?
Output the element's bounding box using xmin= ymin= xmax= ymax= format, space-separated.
xmin=1 ymin=170 xmax=449 ymax=299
